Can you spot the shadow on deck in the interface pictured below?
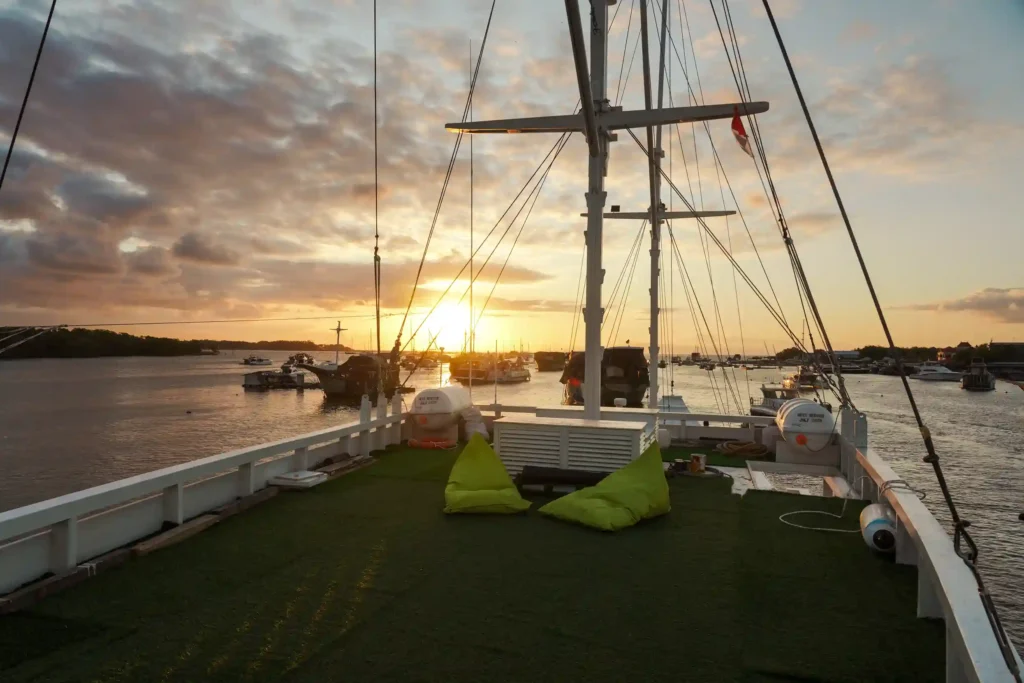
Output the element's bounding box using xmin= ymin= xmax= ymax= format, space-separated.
xmin=0 ymin=446 xmax=943 ymax=682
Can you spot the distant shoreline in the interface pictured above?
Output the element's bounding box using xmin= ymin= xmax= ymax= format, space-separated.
xmin=0 ymin=328 xmax=354 ymax=361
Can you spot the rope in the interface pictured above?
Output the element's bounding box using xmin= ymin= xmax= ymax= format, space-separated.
xmin=667 ymin=224 xmax=730 ymax=412
xmin=602 ymin=220 xmax=647 ymax=333
xmin=762 ymin=2 xmax=1019 ymax=678
xmin=610 ymin=226 xmax=645 ymax=347
xmin=471 ymin=134 xmax=570 ymax=331
xmin=50 ymin=314 xmax=396 ymax=328
xmin=709 ymin=0 xmax=846 ymax=406
xmin=657 ymin=0 xmax=790 ymax=326
xmin=568 ymin=243 xmax=587 ymax=352
xmin=779 ymin=498 xmax=859 ymax=534
xmin=0 ymin=326 xmax=61 ymax=356
xmin=0 ymin=327 xmax=32 ymax=344
xmin=0 ymin=0 xmax=56 ymax=196
xmin=372 ymin=0 xmax=382 ymax=391
xmin=628 ymin=129 xmax=820 ymax=364
xmin=395 ymin=0 xmax=497 ymax=344
xmin=398 ymin=128 xmax=574 ymax=355
xmin=714 ymin=441 xmax=767 ymax=458
xmin=667 ymin=222 xmax=725 ymax=412
xmin=456 ymin=130 xmax=574 ymax=309
xmin=612 ymin=0 xmax=637 ymax=106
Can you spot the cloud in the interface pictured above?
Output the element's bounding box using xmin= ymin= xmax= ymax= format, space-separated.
xmin=768 ymin=56 xmax=1023 ymax=178
xmin=126 ymin=246 xmax=177 ymax=276
xmin=0 ymin=1 xmax=580 ymax=323
xmin=171 ymin=232 xmax=240 ymax=266
xmin=785 ymin=211 xmax=841 ymax=237
xmin=26 ymin=232 xmax=123 ymax=274
xmin=904 ymin=288 xmax=1024 ymax=323
xmin=840 ymin=21 xmax=877 ymax=43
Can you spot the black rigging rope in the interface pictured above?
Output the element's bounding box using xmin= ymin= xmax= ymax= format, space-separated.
xmin=656 ymin=0 xmax=790 ymax=328
xmin=398 ymin=130 xmax=573 ymax=356
xmin=610 ymin=226 xmax=645 ymax=347
xmin=709 ymin=0 xmax=846 ymax=405
xmin=471 ymin=133 xmax=571 ymax=332
xmin=761 ymin=2 xmax=1021 ymax=679
xmin=627 ymin=129 xmax=827 ymax=372
xmin=568 ymin=244 xmax=587 ymax=352
xmin=395 ymin=0 xmax=497 ymax=346
xmin=0 ymin=0 xmax=56 ymax=195
xmin=602 ymin=221 xmax=647 ymax=336
xmin=372 ymin=0 xmax=383 ymax=390
xmin=668 ymin=222 xmax=727 ymax=413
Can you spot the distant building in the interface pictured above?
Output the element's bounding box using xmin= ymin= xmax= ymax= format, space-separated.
xmin=989 ymin=342 xmax=1024 ymax=360
xmin=937 ymin=347 xmax=955 ymax=362
xmin=833 ymin=350 xmax=860 ymax=360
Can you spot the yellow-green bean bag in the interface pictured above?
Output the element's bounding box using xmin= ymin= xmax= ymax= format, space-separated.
xmin=539 ymin=443 xmax=670 ymax=531
xmin=443 ymin=433 xmax=530 ymax=514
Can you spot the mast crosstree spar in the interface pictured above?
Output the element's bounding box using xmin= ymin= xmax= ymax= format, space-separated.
xmin=447 ymin=0 xmax=766 ymax=419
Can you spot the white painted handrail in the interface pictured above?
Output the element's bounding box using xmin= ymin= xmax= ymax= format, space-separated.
xmin=0 ymin=393 xmax=408 ymax=594
xmin=855 ymin=446 xmax=1023 ymax=683
xmin=0 ymin=415 xmax=393 ymax=543
xmin=837 ymin=409 xmax=1022 ymax=683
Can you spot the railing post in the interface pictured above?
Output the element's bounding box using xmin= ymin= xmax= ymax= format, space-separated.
xmin=946 ymin=625 xmax=970 ymax=683
xmin=237 ymin=462 xmax=255 ymax=496
xmin=390 ymin=393 xmax=403 ymax=446
xmin=49 ymin=517 xmax=78 ymax=573
xmin=292 ymin=446 xmax=309 ymax=471
xmin=917 ymin=564 xmax=942 ymax=619
xmin=162 ymin=483 xmax=183 ymax=525
xmin=895 ymin=517 xmax=918 ymax=566
xmin=360 ymin=394 xmax=372 ymax=458
xmin=375 ymin=391 xmax=387 ymax=451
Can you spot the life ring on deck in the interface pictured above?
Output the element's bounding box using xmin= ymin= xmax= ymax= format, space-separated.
xmin=409 ymin=437 xmax=457 ymax=449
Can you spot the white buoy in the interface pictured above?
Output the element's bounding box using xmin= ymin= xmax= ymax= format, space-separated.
xmin=859 ymin=503 xmax=897 ymax=553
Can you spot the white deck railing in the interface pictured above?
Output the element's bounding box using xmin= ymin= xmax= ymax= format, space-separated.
xmin=837 ymin=409 xmax=1023 ymax=683
xmin=0 ymin=393 xmax=405 ymax=595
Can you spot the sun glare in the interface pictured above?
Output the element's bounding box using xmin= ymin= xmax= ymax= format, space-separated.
xmin=413 ymin=301 xmax=476 ymax=353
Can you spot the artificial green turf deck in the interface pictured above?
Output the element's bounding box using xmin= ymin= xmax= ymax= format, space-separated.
xmin=0 ymin=446 xmax=943 ymax=683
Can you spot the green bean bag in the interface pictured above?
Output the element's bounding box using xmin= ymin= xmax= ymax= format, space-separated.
xmin=443 ymin=433 xmax=530 ymax=514
xmin=539 ymin=443 xmax=670 ymax=531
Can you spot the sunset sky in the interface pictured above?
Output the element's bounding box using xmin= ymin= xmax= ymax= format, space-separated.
xmin=1 ymin=0 xmax=1022 ymax=354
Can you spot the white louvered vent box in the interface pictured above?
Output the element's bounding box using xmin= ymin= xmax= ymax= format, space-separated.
xmin=494 ymin=415 xmax=652 ymax=475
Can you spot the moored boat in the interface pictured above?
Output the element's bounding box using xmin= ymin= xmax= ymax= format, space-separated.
xmin=297 ymin=355 xmax=399 ymax=401
xmin=960 ymin=358 xmax=996 ymax=391
xmin=749 ymin=384 xmax=801 ymax=417
xmin=910 ymin=361 xmax=962 ymax=382
xmin=534 ymin=350 xmax=567 ymax=371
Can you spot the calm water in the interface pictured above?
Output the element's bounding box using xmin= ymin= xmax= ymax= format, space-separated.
xmin=1 ymin=354 xmax=1022 ymax=639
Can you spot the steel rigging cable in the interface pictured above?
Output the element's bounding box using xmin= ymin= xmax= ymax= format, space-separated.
xmin=395 ymin=0 xmax=497 ymax=346
xmin=0 ymin=0 xmax=56 ymax=195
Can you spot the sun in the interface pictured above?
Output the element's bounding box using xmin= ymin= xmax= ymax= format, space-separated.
xmin=412 ymin=301 xmax=474 ymax=353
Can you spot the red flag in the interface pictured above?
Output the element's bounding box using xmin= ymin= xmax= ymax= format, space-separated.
xmin=731 ymin=109 xmax=753 ymax=158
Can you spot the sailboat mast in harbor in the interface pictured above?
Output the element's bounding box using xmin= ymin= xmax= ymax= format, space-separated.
xmin=453 ymin=0 xmax=765 ymax=414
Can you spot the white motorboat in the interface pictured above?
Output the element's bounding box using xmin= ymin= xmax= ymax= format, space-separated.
xmin=781 ymin=367 xmax=824 ymax=391
xmin=910 ymin=362 xmax=962 ymax=382
xmin=749 ymin=384 xmax=802 ymax=417
xmin=240 ymin=355 xmax=273 ymax=366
